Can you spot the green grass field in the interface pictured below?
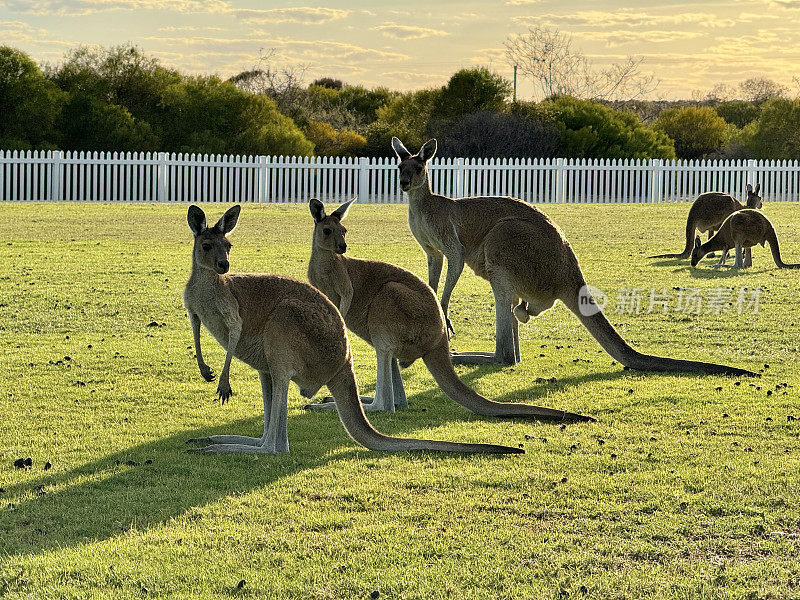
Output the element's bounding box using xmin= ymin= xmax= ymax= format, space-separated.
xmin=1 ymin=201 xmax=799 ymax=599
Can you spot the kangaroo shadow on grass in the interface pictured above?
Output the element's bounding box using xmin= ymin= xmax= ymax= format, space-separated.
xmin=0 ymin=399 xmax=509 ymax=561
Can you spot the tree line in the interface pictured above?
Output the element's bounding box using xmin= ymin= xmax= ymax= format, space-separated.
xmin=2 ymin=44 xmax=799 ymax=161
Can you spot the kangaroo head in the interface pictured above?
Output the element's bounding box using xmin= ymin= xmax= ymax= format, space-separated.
xmin=391 ymin=137 xmax=436 ymax=193
xmin=690 ymin=235 xmax=706 ymax=267
xmin=746 ymin=183 xmax=762 ymax=209
xmin=310 ymin=198 xmax=354 ymax=254
xmin=187 ymin=204 xmax=240 ymax=274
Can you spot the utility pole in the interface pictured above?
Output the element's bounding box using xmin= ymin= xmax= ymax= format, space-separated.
xmin=513 ymin=64 xmax=518 ymax=103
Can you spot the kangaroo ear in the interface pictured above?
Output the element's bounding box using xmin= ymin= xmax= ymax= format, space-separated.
xmin=188 ymin=205 xmax=207 ymax=236
xmin=213 ymin=205 xmax=240 ymax=235
xmin=747 ymin=183 xmax=753 ymax=193
xmin=310 ymin=198 xmax=326 ymax=223
xmin=694 ymin=236 xmax=702 ymax=249
xmin=391 ymin=136 xmax=412 ymax=161
xmin=419 ymin=138 xmax=437 ymax=162
xmin=331 ymin=197 xmax=355 ymax=221
xmin=755 ymin=183 xmax=761 ymax=194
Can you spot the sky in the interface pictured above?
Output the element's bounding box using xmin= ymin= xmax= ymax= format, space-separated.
xmin=2 ymin=0 xmax=800 ymax=100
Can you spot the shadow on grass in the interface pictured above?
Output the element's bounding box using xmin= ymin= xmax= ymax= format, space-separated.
xmin=0 ymin=391 xmax=533 ymax=560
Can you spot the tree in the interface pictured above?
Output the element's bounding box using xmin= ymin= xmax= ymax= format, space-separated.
xmin=741 ymin=98 xmax=800 ymax=159
xmin=311 ymin=77 xmax=343 ymax=90
xmin=58 ymin=93 xmax=159 ymax=151
xmin=739 ymin=77 xmax=787 ymax=104
xmin=160 ymin=76 xmax=313 ymax=156
xmin=431 ymin=67 xmax=511 ymax=122
xmin=538 ymin=96 xmax=675 ymax=159
xmin=304 ymin=121 xmax=366 ymax=156
xmin=504 ymin=26 xmax=656 ymax=101
xmin=0 ymin=46 xmax=66 ymax=149
xmin=363 ymin=89 xmax=441 ymax=156
xmin=652 ymin=106 xmax=728 ymax=159
xmin=714 ymin=101 xmax=761 ymax=128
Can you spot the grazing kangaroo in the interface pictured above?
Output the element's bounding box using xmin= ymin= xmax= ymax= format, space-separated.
xmin=182 ymin=205 xmax=523 ymax=455
xmin=650 ymin=184 xmax=763 ymax=261
xmin=391 ymin=136 xmax=754 ymax=377
xmin=691 ymin=209 xmax=800 ymax=269
xmin=305 ymin=198 xmax=593 ymax=422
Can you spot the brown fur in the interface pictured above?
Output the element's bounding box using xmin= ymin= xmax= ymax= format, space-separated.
xmin=182 ymin=204 xmax=523 ymax=455
xmin=650 ymin=185 xmax=763 ymax=259
xmin=391 ymin=137 xmax=755 ymax=377
xmin=691 ymin=209 xmax=800 ymax=269
xmin=306 ymin=199 xmax=593 ymax=421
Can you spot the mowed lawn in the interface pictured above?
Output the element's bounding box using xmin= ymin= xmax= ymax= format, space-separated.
xmin=1 ymin=201 xmax=799 ymax=600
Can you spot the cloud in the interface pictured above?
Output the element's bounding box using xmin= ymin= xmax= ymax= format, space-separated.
xmin=4 ymin=0 xmax=228 ymax=15
xmin=231 ymin=7 xmax=348 ymax=24
xmin=576 ymin=30 xmax=704 ymax=47
xmin=0 ymin=19 xmax=74 ymax=45
xmin=514 ymin=9 xmax=734 ymax=29
xmin=372 ymin=24 xmax=449 ymax=39
xmin=145 ymin=35 xmax=410 ymax=63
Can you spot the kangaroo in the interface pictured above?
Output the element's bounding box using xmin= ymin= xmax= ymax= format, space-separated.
xmin=391 ymin=136 xmax=754 ymax=377
xmin=305 ymin=198 xmax=593 ymax=422
xmin=650 ymin=184 xmax=763 ymax=261
xmin=691 ymin=209 xmax=800 ymax=269
xmin=182 ymin=205 xmax=523 ymax=455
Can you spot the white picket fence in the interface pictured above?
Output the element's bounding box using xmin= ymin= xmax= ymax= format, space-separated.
xmin=1 ymin=150 xmax=799 ymax=203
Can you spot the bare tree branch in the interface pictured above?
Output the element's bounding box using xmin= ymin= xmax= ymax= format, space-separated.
xmin=504 ymin=26 xmax=658 ymax=101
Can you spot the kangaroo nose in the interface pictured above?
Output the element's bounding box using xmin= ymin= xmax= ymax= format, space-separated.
xmin=217 ymin=259 xmax=229 ymax=273
xmin=337 ymin=243 xmax=347 ymax=254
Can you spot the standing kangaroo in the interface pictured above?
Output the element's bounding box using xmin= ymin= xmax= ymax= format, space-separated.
xmin=391 ymin=136 xmax=754 ymax=377
xmin=305 ymin=198 xmax=593 ymax=422
xmin=691 ymin=209 xmax=800 ymax=269
xmin=650 ymin=184 xmax=763 ymax=261
xmin=182 ymin=205 xmax=522 ymax=455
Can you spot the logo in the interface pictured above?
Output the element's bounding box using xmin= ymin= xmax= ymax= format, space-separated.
xmin=578 ymin=284 xmax=607 ymax=317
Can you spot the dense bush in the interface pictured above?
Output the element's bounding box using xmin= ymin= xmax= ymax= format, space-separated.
xmin=534 ymin=97 xmax=676 ymax=160
xmin=652 ymin=106 xmax=728 ymax=159
xmin=430 ymin=67 xmax=511 ymax=123
xmin=304 ymin=121 xmax=366 ymax=157
xmin=432 ymin=111 xmax=560 ymax=159
xmin=0 ymin=46 xmax=66 ymax=150
xmin=363 ymin=89 xmax=441 ymax=156
xmin=714 ymin=101 xmax=761 ymax=128
xmin=740 ymin=98 xmax=800 ymax=159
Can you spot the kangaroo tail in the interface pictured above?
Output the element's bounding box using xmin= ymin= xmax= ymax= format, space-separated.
xmin=327 ymin=360 xmax=523 ymax=454
xmin=648 ymin=214 xmax=695 ymax=259
xmin=563 ymin=287 xmax=756 ymax=377
xmin=767 ymin=226 xmax=800 ymax=269
xmin=423 ymin=340 xmax=594 ymax=422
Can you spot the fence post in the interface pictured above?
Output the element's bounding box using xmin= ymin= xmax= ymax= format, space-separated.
xmin=649 ymin=159 xmax=663 ymax=203
xmin=156 ymin=152 xmax=167 ymax=202
xmin=554 ymin=158 xmax=565 ymax=203
xmin=50 ymin=150 xmax=63 ymax=201
xmin=747 ymin=158 xmax=757 ymax=194
xmin=255 ymin=155 xmax=264 ymax=203
xmin=455 ymin=157 xmax=465 ymax=198
xmin=358 ymin=157 xmax=369 ymax=203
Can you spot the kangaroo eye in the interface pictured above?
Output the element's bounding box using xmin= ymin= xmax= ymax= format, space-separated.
xmin=323 ymin=228 xmax=332 ymax=236
xmin=202 ymin=243 xmax=212 ymax=251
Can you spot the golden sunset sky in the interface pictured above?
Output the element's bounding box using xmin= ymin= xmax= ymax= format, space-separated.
xmin=2 ymin=0 xmax=799 ymax=99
